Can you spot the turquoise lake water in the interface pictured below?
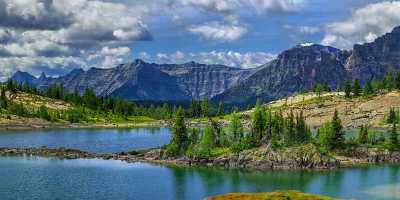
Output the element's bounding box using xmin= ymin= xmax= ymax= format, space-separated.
xmin=0 ymin=128 xmax=399 ymax=200
xmin=0 ymin=128 xmax=171 ymax=153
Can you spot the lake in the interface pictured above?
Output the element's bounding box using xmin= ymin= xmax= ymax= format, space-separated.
xmin=0 ymin=128 xmax=399 ymax=200
xmin=0 ymin=128 xmax=171 ymax=153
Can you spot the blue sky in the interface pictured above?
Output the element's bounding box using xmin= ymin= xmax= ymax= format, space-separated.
xmin=0 ymin=0 xmax=399 ymax=80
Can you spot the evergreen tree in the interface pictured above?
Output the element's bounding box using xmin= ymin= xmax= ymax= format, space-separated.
xmin=167 ymin=108 xmax=188 ymax=155
xmin=387 ymin=108 xmax=398 ymax=124
xmin=358 ymin=125 xmax=368 ymax=144
xmin=352 ymin=79 xmax=361 ymax=97
xmin=396 ymin=71 xmax=400 ymax=90
xmin=0 ymin=87 xmax=8 ymax=109
xmin=295 ymin=111 xmax=310 ymax=143
xmin=284 ymin=110 xmax=295 ymax=146
xmin=389 ymin=123 xmax=398 ymax=150
xmin=322 ymin=82 xmax=330 ymax=92
xmin=363 ymin=80 xmax=374 ymax=96
xmin=344 ymin=81 xmax=351 ymax=98
xmin=228 ymin=112 xmax=243 ymax=143
xmin=250 ymin=100 xmax=266 ymax=147
xmin=331 ymin=110 xmax=345 ymax=148
xmin=316 ymin=122 xmax=333 ymax=148
xmin=217 ymin=102 xmax=225 ymax=117
xmin=198 ymin=126 xmax=214 ymax=156
xmin=37 ymin=105 xmax=51 ymax=121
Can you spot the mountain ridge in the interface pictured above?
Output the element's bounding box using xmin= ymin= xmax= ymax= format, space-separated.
xmin=11 ymin=26 xmax=400 ymax=104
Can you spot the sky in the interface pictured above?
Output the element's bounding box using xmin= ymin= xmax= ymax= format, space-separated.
xmin=1 ymin=0 xmax=400 ymax=80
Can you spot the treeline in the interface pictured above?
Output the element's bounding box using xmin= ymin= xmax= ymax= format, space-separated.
xmin=312 ymin=70 xmax=400 ymax=97
xmin=166 ymin=102 xmax=399 ymax=157
xmin=0 ymin=80 xmax=230 ymax=123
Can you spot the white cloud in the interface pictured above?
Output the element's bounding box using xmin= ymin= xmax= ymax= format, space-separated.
xmin=171 ymin=0 xmax=239 ymax=13
xmin=249 ymin=0 xmax=305 ymax=14
xmin=137 ymin=50 xmax=276 ymax=68
xmin=322 ymin=1 xmax=400 ymax=49
xmin=188 ymin=21 xmax=248 ymax=41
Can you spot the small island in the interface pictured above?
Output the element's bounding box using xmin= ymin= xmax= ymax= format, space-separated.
xmin=207 ymin=190 xmax=336 ymax=200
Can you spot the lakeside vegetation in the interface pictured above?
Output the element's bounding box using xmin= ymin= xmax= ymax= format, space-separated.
xmin=0 ymin=80 xmax=231 ymax=125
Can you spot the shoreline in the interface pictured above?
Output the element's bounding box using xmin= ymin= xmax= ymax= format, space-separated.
xmin=1 ymin=146 xmax=399 ymax=170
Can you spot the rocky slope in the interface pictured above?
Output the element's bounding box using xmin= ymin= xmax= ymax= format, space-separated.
xmin=214 ymin=26 xmax=400 ymax=105
xmin=11 ymin=26 xmax=400 ymax=103
xmin=12 ymin=60 xmax=254 ymax=101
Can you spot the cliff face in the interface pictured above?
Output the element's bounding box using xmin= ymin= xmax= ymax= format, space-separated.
xmin=11 ymin=26 xmax=400 ymax=103
xmin=214 ymin=26 xmax=400 ymax=105
xmin=14 ymin=59 xmax=254 ymax=101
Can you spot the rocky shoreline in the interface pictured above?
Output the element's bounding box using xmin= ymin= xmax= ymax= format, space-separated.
xmin=1 ymin=145 xmax=400 ymax=170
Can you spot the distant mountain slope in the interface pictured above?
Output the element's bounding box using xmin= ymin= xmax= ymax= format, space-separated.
xmin=214 ymin=26 xmax=400 ymax=105
xmin=11 ymin=26 xmax=400 ymax=103
xmin=12 ymin=59 xmax=254 ymax=101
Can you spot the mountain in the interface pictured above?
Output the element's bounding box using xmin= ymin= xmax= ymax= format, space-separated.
xmin=13 ymin=59 xmax=254 ymax=101
xmin=11 ymin=71 xmax=37 ymax=85
xmin=214 ymin=26 xmax=400 ymax=104
xmin=11 ymin=26 xmax=400 ymax=104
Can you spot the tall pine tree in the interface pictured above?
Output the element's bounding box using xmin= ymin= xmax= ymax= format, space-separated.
xmin=167 ymin=108 xmax=188 ymax=155
xmin=331 ymin=110 xmax=345 ymax=149
xmin=352 ymin=79 xmax=361 ymax=97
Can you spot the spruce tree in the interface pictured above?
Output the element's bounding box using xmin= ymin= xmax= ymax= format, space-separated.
xmin=284 ymin=110 xmax=295 ymax=146
xmin=331 ymin=110 xmax=345 ymax=148
xmin=217 ymin=102 xmax=225 ymax=117
xmin=358 ymin=125 xmax=368 ymax=144
xmin=396 ymin=71 xmax=400 ymax=90
xmin=352 ymin=79 xmax=361 ymax=97
xmin=363 ymin=80 xmax=374 ymax=96
xmin=0 ymin=87 xmax=8 ymax=109
xmin=344 ymin=81 xmax=351 ymax=98
xmin=387 ymin=108 xmax=398 ymax=124
xmin=167 ymin=108 xmax=188 ymax=155
xmin=389 ymin=123 xmax=398 ymax=150
xmin=250 ymin=100 xmax=266 ymax=147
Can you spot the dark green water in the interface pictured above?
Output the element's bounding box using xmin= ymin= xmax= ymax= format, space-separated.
xmin=0 ymin=128 xmax=399 ymax=200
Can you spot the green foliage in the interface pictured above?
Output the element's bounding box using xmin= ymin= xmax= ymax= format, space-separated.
xmin=249 ymin=100 xmax=266 ymax=147
xmin=196 ymin=126 xmax=215 ymax=157
xmin=227 ymin=112 xmax=244 ymax=144
xmin=167 ymin=108 xmax=188 ymax=155
xmin=331 ymin=110 xmax=345 ymax=149
xmin=37 ymin=105 xmax=51 ymax=121
xmin=388 ymin=123 xmax=398 ymax=150
xmin=352 ymin=79 xmax=361 ymax=97
xmin=316 ymin=122 xmax=333 ymax=148
xmin=387 ymin=107 xmax=399 ymax=124
xmin=65 ymin=108 xmax=87 ymax=123
xmin=363 ymin=80 xmax=374 ymax=96
xmin=358 ymin=125 xmax=369 ymax=144
xmin=344 ymin=81 xmax=351 ymax=98
xmin=217 ymin=102 xmax=225 ymax=117
xmin=8 ymin=102 xmax=28 ymax=117
xmin=0 ymin=87 xmax=7 ymax=109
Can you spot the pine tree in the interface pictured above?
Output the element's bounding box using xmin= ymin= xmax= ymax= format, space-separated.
xmin=167 ymin=108 xmax=188 ymax=155
xmin=228 ymin=112 xmax=243 ymax=143
xmin=295 ymin=111 xmax=309 ymax=143
xmin=250 ymin=100 xmax=266 ymax=147
xmin=344 ymin=81 xmax=351 ymax=98
xmin=363 ymin=80 xmax=374 ymax=96
xmin=358 ymin=125 xmax=368 ymax=144
xmin=284 ymin=110 xmax=295 ymax=146
xmin=389 ymin=123 xmax=398 ymax=150
xmin=387 ymin=108 xmax=398 ymax=124
xmin=217 ymin=102 xmax=225 ymax=117
xmin=352 ymin=79 xmax=361 ymax=97
xmin=331 ymin=110 xmax=345 ymax=148
xmin=396 ymin=71 xmax=400 ymax=90
xmin=0 ymin=87 xmax=8 ymax=109
xmin=37 ymin=105 xmax=51 ymax=121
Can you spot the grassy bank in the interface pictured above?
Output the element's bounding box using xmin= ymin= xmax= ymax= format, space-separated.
xmin=207 ymin=190 xmax=336 ymax=200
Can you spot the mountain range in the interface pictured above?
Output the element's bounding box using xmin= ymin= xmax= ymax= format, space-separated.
xmin=11 ymin=26 xmax=400 ymax=104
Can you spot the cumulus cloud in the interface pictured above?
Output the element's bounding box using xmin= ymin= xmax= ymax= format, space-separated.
xmin=322 ymin=1 xmax=400 ymax=49
xmin=188 ymin=21 xmax=248 ymax=41
xmin=138 ymin=50 xmax=276 ymax=68
xmin=249 ymin=0 xmax=305 ymax=14
xmin=283 ymin=25 xmax=320 ymax=34
xmin=170 ymin=0 xmax=239 ymax=13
